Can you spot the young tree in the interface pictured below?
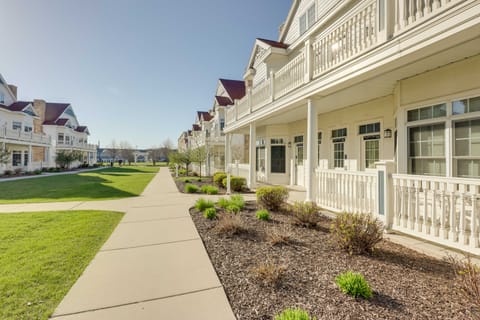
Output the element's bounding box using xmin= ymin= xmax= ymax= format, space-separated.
xmin=56 ymin=150 xmax=83 ymax=169
xmin=108 ymin=140 xmax=119 ymax=162
xmin=149 ymin=146 xmax=162 ymax=166
xmin=169 ymin=150 xmax=193 ymax=176
xmin=0 ymin=143 xmax=9 ymax=165
xmin=119 ymin=141 xmax=134 ymax=165
xmin=191 ymin=146 xmax=207 ymax=178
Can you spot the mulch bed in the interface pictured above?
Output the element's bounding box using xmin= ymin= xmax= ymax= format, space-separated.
xmin=171 ymin=175 xmax=228 ymax=194
xmin=190 ymin=201 xmax=478 ymax=320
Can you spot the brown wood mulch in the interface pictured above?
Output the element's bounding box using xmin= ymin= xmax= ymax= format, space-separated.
xmin=190 ymin=201 xmax=478 ymax=320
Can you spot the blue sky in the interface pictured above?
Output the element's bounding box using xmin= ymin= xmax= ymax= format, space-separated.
xmin=0 ymin=0 xmax=292 ymax=148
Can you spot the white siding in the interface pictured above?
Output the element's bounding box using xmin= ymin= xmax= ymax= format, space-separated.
xmin=253 ymin=62 xmax=267 ymax=87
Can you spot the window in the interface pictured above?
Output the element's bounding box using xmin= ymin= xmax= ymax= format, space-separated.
xmin=65 ymin=136 xmax=71 ymax=145
xmin=23 ymin=151 xmax=28 ymax=166
xmin=332 ymin=128 xmax=347 ymax=168
xmin=359 ymin=122 xmax=380 ymax=134
xmin=12 ymin=151 xmax=21 ymax=166
xmin=452 ymin=96 xmax=480 ymax=115
xmin=299 ymin=4 xmax=315 ymax=35
xmin=408 ymin=124 xmax=445 ymax=176
xmin=58 ymin=133 xmax=64 ymax=144
xmin=364 ymin=137 xmax=380 ymax=169
xmin=12 ymin=121 xmax=21 ymax=130
xmin=220 ymin=119 xmax=225 ymax=131
xmin=294 ymin=135 xmax=303 ymax=143
xmin=270 ymin=138 xmax=286 ymax=173
xmin=24 ymin=126 xmax=33 ymax=133
xmin=454 ymin=119 xmax=480 ymax=178
xmin=407 ymin=104 xmax=446 ymax=122
xmin=256 ymin=147 xmax=265 ymax=172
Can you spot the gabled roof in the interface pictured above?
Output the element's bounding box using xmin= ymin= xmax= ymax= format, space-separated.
xmin=215 ymin=96 xmax=233 ymax=106
xmin=192 ymin=124 xmax=201 ymax=131
xmin=197 ymin=111 xmax=213 ymax=122
xmin=279 ymin=0 xmax=301 ymax=43
xmin=8 ymin=101 xmax=32 ymax=112
xmin=75 ymin=126 xmax=88 ymax=133
xmin=55 ymin=118 xmax=69 ymax=126
xmin=43 ymin=103 xmax=71 ymax=124
xmin=219 ymin=79 xmax=246 ymax=100
xmin=257 ymin=38 xmax=289 ymax=49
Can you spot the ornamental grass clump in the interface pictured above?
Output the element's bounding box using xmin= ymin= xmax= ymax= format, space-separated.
xmin=213 ymin=172 xmax=227 ymax=187
xmin=203 ymin=207 xmax=217 ymax=220
xmin=290 ymin=201 xmax=320 ymax=228
xmin=195 ymin=198 xmax=215 ymax=212
xmin=215 ymin=213 xmax=248 ymax=236
xmin=335 ymin=271 xmax=373 ymax=299
xmin=201 ymin=185 xmax=218 ymax=195
xmin=256 ymin=209 xmax=270 ymax=221
xmin=217 ymin=195 xmax=245 ymax=211
xmin=226 ymin=204 xmax=241 ymax=214
xmin=185 ymin=183 xmax=199 ymax=193
xmin=229 ymin=195 xmax=245 ymax=210
xmin=266 ymin=225 xmax=293 ymax=246
xmin=250 ymin=261 xmax=286 ymax=287
xmin=448 ymin=255 xmax=480 ymax=308
xmin=330 ymin=212 xmax=384 ymax=255
xmin=274 ymin=308 xmax=316 ymax=320
xmin=256 ymin=186 xmax=289 ymax=211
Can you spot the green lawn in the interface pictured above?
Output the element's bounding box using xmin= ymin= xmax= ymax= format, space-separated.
xmin=0 ymin=166 xmax=159 ymax=204
xmin=0 ymin=210 xmax=124 ymax=320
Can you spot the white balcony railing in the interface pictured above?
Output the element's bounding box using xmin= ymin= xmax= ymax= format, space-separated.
xmin=312 ymin=0 xmax=378 ymax=77
xmin=316 ymin=168 xmax=378 ymax=214
xmin=392 ymin=174 xmax=479 ymax=251
xmin=57 ymin=141 xmax=97 ymax=151
xmin=251 ymin=80 xmax=271 ymax=112
xmin=273 ymin=52 xmax=305 ymax=99
xmin=224 ymin=0 xmax=469 ymax=127
xmin=2 ymin=128 xmax=51 ymax=145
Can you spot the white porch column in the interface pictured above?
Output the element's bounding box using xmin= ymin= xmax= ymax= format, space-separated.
xmin=225 ymin=133 xmax=232 ymax=194
xmin=396 ymin=108 xmax=407 ymax=174
xmin=28 ymin=145 xmax=32 ymax=171
xmin=306 ymin=99 xmax=318 ymax=202
xmin=248 ymin=123 xmax=256 ymax=189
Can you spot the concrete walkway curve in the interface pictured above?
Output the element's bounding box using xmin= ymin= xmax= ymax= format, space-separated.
xmin=0 ymin=169 xmax=236 ymax=320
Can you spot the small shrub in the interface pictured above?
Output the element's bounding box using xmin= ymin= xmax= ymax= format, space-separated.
xmin=335 ymin=271 xmax=373 ymax=299
xmin=291 ymin=201 xmax=320 ymax=228
xmin=215 ymin=214 xmax=247 ymax=236
xmin=274 ymin=308 xmax=316 ymax=320
xmin=222 ymin=176 xmax=246 ymax=192
xmin=229 ymin=195 xmax=245 ymax=209
xmin=3 ymin=169 xmax=12 ymax=176
xmin=213 ymin=172 xmax=227 ymax=187
xmin=14 ymin=168 xmax=23 ymax=175
xmin=33 ymin=169 xmax=42 ymax=175
xmin=226 ymin=204 xmax=241 ymax=214
xmin=195 ymin=198 xmax=214 ymax=211
xmin=201 ymin=185 xmax=218 ymax=195
xmin=448 ymin=255 xmax=480 ymax=308
xmin=251 ymin=261 xmax=286 ymax=287
xmin=256 ymin=186 xmax=289 ymax=211
xmin=330 ymin=212 xmax=384 ymax=255
xmin=256 ymin=209 xmax=270 ymax=221
xmin=185 ymin=184 xmax=199 ymax=193
xmin=47 ymin=167 xmax=56 ymax=172
xmin=203 ymin=207 xmax=217 ymax=220
xmin=217 ymin=197 xmax=230 ymax=209
xmin=178 ymin=168 xmax=186 ymax=176
xmin=267 ymin=225 xmax=293 ymax=246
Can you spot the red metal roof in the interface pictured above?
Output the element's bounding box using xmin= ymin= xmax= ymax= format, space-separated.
xmin=43 ymin=103 xmax=70 ymax=124
xmin=197 ymin=111 xmax=213 ymax=122
xmin=215 ymin=96 xmax=233 ymax=106
xmin=219 ymin=79 xmax=246 ymax=100
xmin=257 ymin=38 xmax=289 ymax=49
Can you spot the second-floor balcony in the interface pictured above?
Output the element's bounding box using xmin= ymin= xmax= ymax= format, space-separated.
xmin=226 ymin=0 xmax=478 ymax=128
xmin=57 ymin=140 xmax=97 ymax=152
xmin=1 ymin=127 xmax=51 ymax=146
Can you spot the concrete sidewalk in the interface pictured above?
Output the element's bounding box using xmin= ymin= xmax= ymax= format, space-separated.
xmin=46 ymin=169 xmax=236 ymax=320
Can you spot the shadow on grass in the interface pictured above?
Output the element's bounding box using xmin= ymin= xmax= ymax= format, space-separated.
xmin=0 ymin=174 xmax=139 ymax=202
xmin=97 ymin=167 xmax=157 ymax=173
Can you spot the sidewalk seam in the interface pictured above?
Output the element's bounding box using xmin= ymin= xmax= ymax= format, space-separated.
xmin=120 ymin=216 xmax=191 ymax=224
xmin=100 ymin=238 xmax=201 ymax=252
xmin=50 ymin=286 xmax=224 ymax=318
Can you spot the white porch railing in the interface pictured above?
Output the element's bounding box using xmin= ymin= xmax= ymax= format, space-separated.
xmin=273 ymin=52 xmax=305 ymax=99
xmin=251 ymin=80 xmax=271 ymax=111
xmin=226 ymin=106 xmax=235 ymax=124
xmin=230 ymin=162 xmax=250 ymax=181
xmin=57 ymin=142 xmax=97 ymax=151
xmin=236 ymin=96 xmax=250 ymax=119
xmin=395 ymin=0 xmax=464 ymax=34
xmin=316 ymin=169 xmax=378 ymax=214
xmin=312 ymin=0 xmax=378 ymax=78
xmin=3 ymin=128 xmax=50 ymax=145
xmin=392 ymin=174 xmax=479 ymax=252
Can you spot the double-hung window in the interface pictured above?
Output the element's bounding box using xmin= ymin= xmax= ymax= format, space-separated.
xmin=256 ymin=138 xmax=266 ymax=172
xmin=332 ymin=128 xmax=347 ymax=168
xmin=299 ymin=4 xmax=316 ymax=35
xmin=270 ymin=138 xmax=286 ymax=173
xmin=12 ymin=121 xmax=21 ymax=130
xmin=359 ymin=122 xmax=381 ymax=169
xmin=12 ymin=151 xmax=21 ymax=166
xmin=24 ymin=126 xmax=33 ymax=133
xmin=58 ymin=133 xmax=64 ymax=144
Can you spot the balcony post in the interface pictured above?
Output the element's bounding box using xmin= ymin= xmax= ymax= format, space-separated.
xmin=395 ymin=0 xmax=406 ymax=32
xmin=269 ymin=70 xmax=275 ymax=102
xmin=305 ymin=98 xmax=318 ymax=203
xmin=28 ymin=145 xmax=33 ymax=171
xmin=248 ymin=123 xmax=256 ymax=189
xmin=378 ymin=0 xmax=395 ymax=42
xmin=248 ymin=88 xmax=253 ymax=114
xmin=304 ymin=39 xmax=313 ymax=83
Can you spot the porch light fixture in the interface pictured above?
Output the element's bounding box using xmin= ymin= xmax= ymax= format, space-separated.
xmin=384 ymin=128 xmax=392 ymax=138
